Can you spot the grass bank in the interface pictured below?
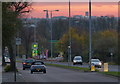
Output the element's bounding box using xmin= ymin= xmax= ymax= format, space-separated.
xmin=99 ymin=72 xmax=120 ymax=77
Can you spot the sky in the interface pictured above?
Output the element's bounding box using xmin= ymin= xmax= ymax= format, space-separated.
xmin=1 ymin=0 xmax=119 ymax=2
xmin=23 ymin=2 xmax=118 ymax=18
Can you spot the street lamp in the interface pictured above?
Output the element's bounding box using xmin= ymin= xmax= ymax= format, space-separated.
xmin=89 ymin=0 xmax=92 ymax=69
xmin=43 ymin=10 xmax=49 ymax=18
xmin=68 ymin=0 xmax=72 ymax=65
xmin=43 ymin=9 xmax=59 ymax=58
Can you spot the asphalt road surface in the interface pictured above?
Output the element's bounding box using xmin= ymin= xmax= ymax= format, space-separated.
xmin=16 ymin=62 xmax=118 ymax=82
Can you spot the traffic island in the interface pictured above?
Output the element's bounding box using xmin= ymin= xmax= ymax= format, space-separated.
xmin=45 ymin=63 xmax=99 ymax=72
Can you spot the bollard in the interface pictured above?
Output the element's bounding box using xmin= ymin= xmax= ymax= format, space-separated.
xmin=91 ymin=64 xmax=95 ymax=72
xmin=104 ymin=63 xmax=108 ymax=72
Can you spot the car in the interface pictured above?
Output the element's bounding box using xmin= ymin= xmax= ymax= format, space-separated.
xmin=30 ymin=61 xmax=46 ymax=74
xmin=22 ymin=59 xmax=35 ymax=70
xmin=90 ymin=59 xmax=102 ymax=68
xmin=73 ymin=56 xmax=83 ymax=65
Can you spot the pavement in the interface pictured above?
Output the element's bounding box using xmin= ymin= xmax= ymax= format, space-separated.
xmin=2 ymin=71 xmax=25 ymax=82
xmin=1 ymin=57 xmax=25 ymax=83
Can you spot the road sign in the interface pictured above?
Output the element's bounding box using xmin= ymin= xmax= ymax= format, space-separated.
xmin=32 ymin=42 xmax=38 ymax=49
xmin=16 ymin=37 xmax=21 ymax=45
xmin=32 ymin=49 xmax=38 ymax=57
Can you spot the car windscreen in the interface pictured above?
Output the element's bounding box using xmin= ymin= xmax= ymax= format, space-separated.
xmin=74 ymin=58 xmax=81 ymax=60
xmin=91 ymin=60 xmax=100 ymax=62
xmin=33 ymin=62 xmax=44 ymax=65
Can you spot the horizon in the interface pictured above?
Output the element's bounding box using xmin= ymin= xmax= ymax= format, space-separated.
xmin=21 ymin=2 xmax=118 ymax=18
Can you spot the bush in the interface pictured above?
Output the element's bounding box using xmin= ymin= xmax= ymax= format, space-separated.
xmin=4 ymin=65 xmax=11 ymax=72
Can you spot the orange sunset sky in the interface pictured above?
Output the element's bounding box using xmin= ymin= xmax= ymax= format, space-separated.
xmin=24 ymin=2 xmax=118 ymax=18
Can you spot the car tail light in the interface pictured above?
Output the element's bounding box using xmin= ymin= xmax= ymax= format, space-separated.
xmin=23 ymin=63 xmax=26 ymax=65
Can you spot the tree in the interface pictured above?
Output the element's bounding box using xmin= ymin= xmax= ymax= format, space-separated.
xmin=2 ymin=2 xmax=31 ymax=70
xmin=93 ymin=30 xmax=118 ymax=63
xmin=55 ymin=28 xmax=88 ymax=61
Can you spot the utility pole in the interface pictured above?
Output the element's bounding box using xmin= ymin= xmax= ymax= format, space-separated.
xmin=14 ymin=37 xmax=16 ymax=82
xmin=89 ymin=0 xmax=92 ymax=69
xmin=50 ymin=11 xmax=53 ymax=58
xmin=68 ymin=0 xmax=72 ymax=66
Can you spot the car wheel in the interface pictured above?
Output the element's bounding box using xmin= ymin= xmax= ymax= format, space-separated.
xmin=23 ymin=68 xmax=25 ymax=70
xmin=73 ymin=63 xmax=75 ymax=65
xmin=31 ymin=71 xmax=33 ymax=74
xmin=43 ymin=70 xmax=46 ymax=73
xmin=80 ymin=63 xmax=83 ymax=65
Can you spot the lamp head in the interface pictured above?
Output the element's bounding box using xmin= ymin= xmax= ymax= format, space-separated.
xmin=55 ymin=10 xmax=59 ymax=11
xmin=43 ymin=10 xmax=48 ymax=12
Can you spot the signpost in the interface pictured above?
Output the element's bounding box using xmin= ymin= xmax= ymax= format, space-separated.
xmin=15 ymin=37 xmax=21 ymax=82
xmin=16 ymin=37 xmax=21 ymax=45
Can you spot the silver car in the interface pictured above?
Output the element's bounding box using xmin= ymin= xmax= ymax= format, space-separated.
xmin=73 ymin=56 xmax=83 ymax=65
xmin=30 ymin=61 xmax=46 ymax=74
xmin=91 ymin=59 xmax=102 ymax=68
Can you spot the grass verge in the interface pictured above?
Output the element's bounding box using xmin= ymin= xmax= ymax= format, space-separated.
xmin=99 ymin=72 xmax=120 ymax=77
xmin=45 ymin=63 xmax=99 ymax=72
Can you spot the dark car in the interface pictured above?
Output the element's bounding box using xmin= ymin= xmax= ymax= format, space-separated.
xmin=22 ymin=59 xmax=35 ymax=70
xmin=30 ymin=61 xmax=46 ymax=74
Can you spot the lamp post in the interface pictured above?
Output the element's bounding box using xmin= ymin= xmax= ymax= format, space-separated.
xmin=43 ymin=10 xmax=59 ymax=58
xmin=89 ymin=0 xmax=92 ymax=69
xmin=68 ymin=0 xmax=72 ymax=66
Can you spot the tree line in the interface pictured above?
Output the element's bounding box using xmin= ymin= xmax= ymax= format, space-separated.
xmin=35 ymin=16 xmax=118 ymax=63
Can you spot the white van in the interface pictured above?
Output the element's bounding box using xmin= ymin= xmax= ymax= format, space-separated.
xmin=73 ymin=56 xmax=83 ymax=65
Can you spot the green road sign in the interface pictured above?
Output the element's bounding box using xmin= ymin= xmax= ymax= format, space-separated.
xmin=32 ymin=49 xmax=38 ymax=57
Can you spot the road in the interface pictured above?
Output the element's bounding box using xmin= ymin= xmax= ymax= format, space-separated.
xmin=16 ymin=62 xmax=118 ymax=82
xmin=46 ymin=61 xmax=119 ymax=72
xmin=16 ymin=58 xmax=119 ymax=72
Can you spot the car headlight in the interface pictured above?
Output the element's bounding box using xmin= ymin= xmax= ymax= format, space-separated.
xmin=73 ymin=60 xmax=76 ymax=62
xmin=99 ymin=62 xmax=102 ymax=65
